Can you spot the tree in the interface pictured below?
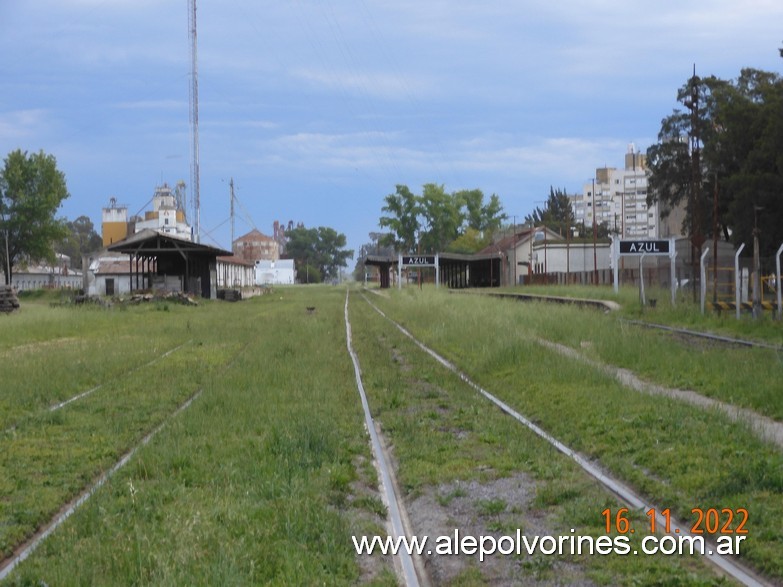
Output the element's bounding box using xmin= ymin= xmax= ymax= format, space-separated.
xmin=458 ymin=189 xmax=505 ymax=234
xmin=647 ymin=64 xmax=783 ymax=257
xmin=646 ymin=74 xmax=730 ymax=241
xmin=418 ymin=183 xmax=462 ymax=253
xmin=378 ymin=184 xmax=505 ymax=254
xmin=0 ymin=150 xmax=70 ymax=284
xmin=445 ymin=227 xmax=489 ymax=254
xmin=59 ymin=215 xmax=102 ymax=269
xmin=379 ymin=185 xmax=420 ymax=253
xmin=284 ymin=225 xmax=353 ymax=283
xmin=525 ymin=187 xmax=574 ymax=235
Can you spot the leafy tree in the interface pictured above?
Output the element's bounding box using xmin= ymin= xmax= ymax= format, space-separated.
xmin=647 ymin=60 xmax=783 ymax=256
xmin=418 ymin=183 xmax=463 ymax=253
xmin=284 ymin=225 xmax=353 ymax=283
xmin=59 ymin=215 xmax=102 ymax=269
xmin=0 ymin=149 xmax=70 ymax=284
xmin=646 ymin=74 xmax=730 ymax=242
xmin=379 ymin=185 xmax=420 ymax=253
xmin=445 ymin=227 xmax=490 ymax=254
xmin=378 ymin=184 xmax=505 ymax=254
xmin=458 ymin=189 xmax=505 ymax=234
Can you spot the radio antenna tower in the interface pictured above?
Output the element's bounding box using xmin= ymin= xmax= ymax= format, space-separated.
xmin=188 ymin=0 xmax=200 ymax=242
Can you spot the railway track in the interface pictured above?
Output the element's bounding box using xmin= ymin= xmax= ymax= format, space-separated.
xmin=344 ymin=291 xmax=422 ymax=587
xmin=619 ymin=319 xmax=783 ymax=352
xmin=358 ymin=290 xmax=771 ymax=587
xmin=1 ymin=340 xmax=192 ymax=437
xmin=0 ymin=340 xmax=251 ymax=582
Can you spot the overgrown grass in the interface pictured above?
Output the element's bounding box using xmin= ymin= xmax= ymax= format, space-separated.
xmin=3 ymin=285 xmax=779 ymax=584
xmin=493 ymin=283 xmax=783 ymax=345
xmin=365 ymin=287 xmax=783 ymax=580
xmin=2 ymin=288 xmax=393 ymax=585
xmin=457 ymin=288 xmax=783 ymax=420
xmin=349 ymin=291 xmax=727 ymax=584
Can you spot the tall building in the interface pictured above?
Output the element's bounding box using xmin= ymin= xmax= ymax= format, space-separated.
xmin=101 ymin=197 xmax=128 ymax=246
xmin=101 ymin=183 xmax=191 ymax=246
xmin=571 ymin=145 xmax=659 ymax=239
xmin=134 ymin=183 xmax=191 ymax=240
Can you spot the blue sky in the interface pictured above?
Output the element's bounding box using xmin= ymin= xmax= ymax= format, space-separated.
xmin=1 ymin=0 xmax=781 ymax=258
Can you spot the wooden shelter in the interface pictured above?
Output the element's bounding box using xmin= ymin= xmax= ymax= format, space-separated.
xmin=107 ymin=229 xmax=231 ymax=299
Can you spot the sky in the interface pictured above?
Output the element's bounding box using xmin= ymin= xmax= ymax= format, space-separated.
xmin=1 ymin=0 xmax=781 ymax=260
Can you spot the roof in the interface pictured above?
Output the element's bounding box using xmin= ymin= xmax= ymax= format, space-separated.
xmin=478 ymin=226 xmax=561 ymax=255
xmin=107 ymin=229 xmax=232 ymax=257
xmin=234 ymin=228 xmax=275 ymax=243
xmin=217 ymin=255 xmax=255 ymax=267
xmin=92 ymin=256 xmax=132 ymax=275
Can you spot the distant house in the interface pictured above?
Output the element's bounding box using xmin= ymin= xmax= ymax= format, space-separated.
xmin=83 ymin=252 xmax=137 ymax=296
xmin=217 ymin=256 xmax=256 ymax=289
xmin=5 ymin=254 xmax=82 ymax=291
xmin=254 ymin=259 xmax=295 ymax=285
xmin=233 ymin=229 xmax=279 ymax=263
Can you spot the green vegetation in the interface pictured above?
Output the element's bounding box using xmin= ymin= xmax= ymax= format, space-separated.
xmin=379 ymin=183 xmax=505 ymax=254
xmin=2 ymin=285 xmax=781 ymax=584
xmin=283 ymin=225 xmax=353 ymax=283
xmin=493 ymin=283 xmax=783 ymax=346
xmin=349 ymin=290 xmax=729 ymax=583
xmin=1 ymin=149 xmax=70 ymax=284
xmin=1 ymin=289 xmax=390 ymax=585
xmin=366 ymin=287 xmax=783 ymax=579
xmin=647 ymin=65 xmax=783 ymax=257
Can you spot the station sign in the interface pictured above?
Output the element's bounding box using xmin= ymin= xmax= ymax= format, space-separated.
xmin=401 ymin=255 xmax=437 ymax=266
xmin=618 ymin=240 xmax=670 ymax=255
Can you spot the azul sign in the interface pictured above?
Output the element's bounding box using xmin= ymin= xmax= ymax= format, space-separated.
xmin=619 ymin=240 xmax=670 ymax=255
xmin=401 ymin=255 xmax=436 ymax=266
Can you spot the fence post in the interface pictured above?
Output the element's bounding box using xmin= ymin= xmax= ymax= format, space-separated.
xmin=700 ymin=247 xmax=709 ymax=315
xmin=670 ymin=250 xmax=677 ymax=307
xmin=639 ymin=254 xmax=646 ymax=306
xmin=776 ymin=242 xmax=783 ymax=320
xmin=734 ymin=243 xmax=745 ymax=320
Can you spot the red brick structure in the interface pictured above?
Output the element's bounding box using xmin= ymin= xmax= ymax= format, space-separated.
xmin=232 ymin=229 xmax=279 ymax=263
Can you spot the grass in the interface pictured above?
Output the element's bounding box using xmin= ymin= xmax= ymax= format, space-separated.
xmin=363 ymin=287 xmax=783 ymax=580
xmin=2 ymin=284 xmax=781 ymax=584
xmin=455 ymin=287 xmax=783 ymax=421
xmin=2 ymin=288 xmax=394 ymax=585
xmin=492 ymin=283 xmax=783 ymax=345
xmin=349 ymin=291 xmax=727 ymax=584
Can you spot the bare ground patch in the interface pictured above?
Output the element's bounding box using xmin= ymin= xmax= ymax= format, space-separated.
xmin=407 ymin=475 xmax=595 ymax=586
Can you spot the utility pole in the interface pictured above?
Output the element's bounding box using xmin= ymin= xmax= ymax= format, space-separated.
xmin=3 ymin=229 xmax=10 ymax=286
xmin=592 ymin=178 xmax=598 ymax=284
xmin=188 ymin=0 xmax=200 ymax=243
xmin=712 ymin=174 xmax=719 ymax=304
xmin=685 ymin=66 xmax=704 ymax=302
xmin=566 ymin=204 xmax=570 ymax=284
xmin=229 ymin=178 xmax=235 ymax=248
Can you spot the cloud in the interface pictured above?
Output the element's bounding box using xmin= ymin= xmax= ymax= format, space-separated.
xmin=0 ymin=110 xmax=49 ymax=141
xmin=114 ymin=100 xmax=186 ymax=111
xmin=290 ymin=67 xmax=431 ymax=100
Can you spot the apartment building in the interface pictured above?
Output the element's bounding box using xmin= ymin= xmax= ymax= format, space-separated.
xmin=571 ymin=145 xmax=659 ymax=239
